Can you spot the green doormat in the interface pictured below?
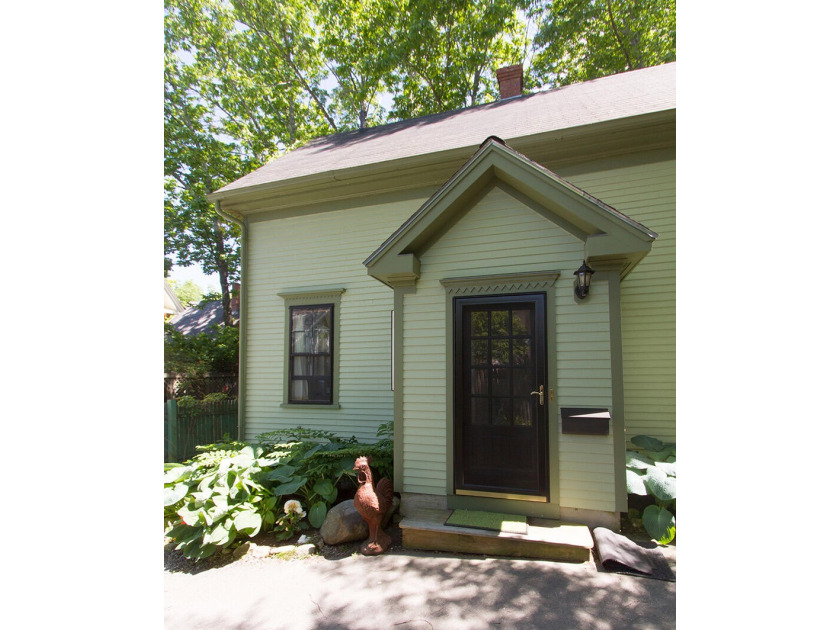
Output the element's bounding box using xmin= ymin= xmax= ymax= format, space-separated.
xmin=445 ymin=509 xmax=528 ymax=534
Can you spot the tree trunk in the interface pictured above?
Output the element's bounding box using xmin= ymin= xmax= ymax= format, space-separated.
xmin=211 ymin=212 xmax=233 ymax=327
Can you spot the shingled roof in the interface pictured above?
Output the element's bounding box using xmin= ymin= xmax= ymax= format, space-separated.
xmin=210 ymin=63 xmax=675 ymax=199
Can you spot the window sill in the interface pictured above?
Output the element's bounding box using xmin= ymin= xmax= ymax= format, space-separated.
xmin=281 ymin=403 xmax=342 ymax=410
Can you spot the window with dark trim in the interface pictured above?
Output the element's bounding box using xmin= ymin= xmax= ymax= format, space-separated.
xmin=288 ymin=304 xmax=334 ymax=404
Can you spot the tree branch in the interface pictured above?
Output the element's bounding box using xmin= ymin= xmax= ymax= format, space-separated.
xmin=605 ymin=0 xmax=634 ymax=70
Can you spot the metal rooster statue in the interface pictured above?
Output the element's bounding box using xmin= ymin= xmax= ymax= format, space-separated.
xmin=353 ymin=456 xmax=394 ymax=555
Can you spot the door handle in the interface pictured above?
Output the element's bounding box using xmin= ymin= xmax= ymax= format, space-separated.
xmin=530 ymin=385 xmax=544 ymax=406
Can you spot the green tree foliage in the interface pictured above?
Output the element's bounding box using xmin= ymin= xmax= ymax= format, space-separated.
xmin=529 ymin=0 xmax=676 ymax=87
xmin=165 ymin=0 xmax=248 ymax=326
xmin=165 ymin=323 xmax=240 ymax=376
xmin=385 ymin=0 xmax=529 ymax=119
xmin=314 ymin=0 xmax=397 ymax=129
xmin=166 ymin=278 xmax=204 ymax=306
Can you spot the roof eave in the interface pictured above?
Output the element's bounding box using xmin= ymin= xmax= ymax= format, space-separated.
xmin=209 ymin=108 xmax=676 ymax=215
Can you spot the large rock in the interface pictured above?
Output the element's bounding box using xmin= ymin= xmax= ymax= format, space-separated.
xmin=319 ymin=497 xmax=400 ymax=546
xmin=319 ymin=500 xmax=367 ymax=545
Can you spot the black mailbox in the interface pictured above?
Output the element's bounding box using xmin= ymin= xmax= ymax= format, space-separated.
xmin=561 ymin=408 xmax=611 ymax=435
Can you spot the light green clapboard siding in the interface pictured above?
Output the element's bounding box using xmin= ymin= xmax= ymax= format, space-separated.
xmin=547 ymin=152 xmax=676 ymax=444
xmin=401 ymin=185 xmax=618 ymax=512
xmin=243 ymin=196 xmax=427 ymax=442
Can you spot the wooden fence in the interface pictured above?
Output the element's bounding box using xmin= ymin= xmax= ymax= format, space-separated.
xmin=164 ymin=398 xmax=239 ymax=462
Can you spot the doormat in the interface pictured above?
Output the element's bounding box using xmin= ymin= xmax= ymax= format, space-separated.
xmin=445 ymin=510 xmax=528 ymax=534
xmin=592 ymin=527 xmax=675 ymax=582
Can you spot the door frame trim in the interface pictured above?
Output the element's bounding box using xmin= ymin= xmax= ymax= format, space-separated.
xmin=441 ymin=272 xmax=561 ymax=518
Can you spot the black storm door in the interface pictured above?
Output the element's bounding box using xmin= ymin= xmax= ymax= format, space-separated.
xmin=454 ymin=294 xmax=548 ymax=497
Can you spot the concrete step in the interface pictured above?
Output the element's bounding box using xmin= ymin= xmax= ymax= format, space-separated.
xmin=399 ymin=508 xmax=593 ymax=563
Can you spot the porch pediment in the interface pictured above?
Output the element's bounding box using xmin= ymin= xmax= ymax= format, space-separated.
xmin=364 ymin=137 xmax=657 ymax=287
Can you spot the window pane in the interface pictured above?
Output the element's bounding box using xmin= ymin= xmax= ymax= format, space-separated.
xmin=471 ymin=369 xmax=488 ymax=395
xmin=314 ymin=328 xmax=330 ymax=353
xmin=471 ymin=340 xmax=488 ymax=366
xmin=491 ymin=339 xmax=510 ymax=365
xmin=492 ymin=367 xmax=511 ymax=396
xmin=512 ymin=339 xmax=531 ymax=366
xmin=291 ymin=379 xmax=309 ymax=400
xmin=512 ymin=399 xmax=533 ymax=427
xmin=491 ymin=310 xmax=509 ymax=336
xmin=293 ymin=356 xmax=331 ymax=376
xmin=289 ymin=304 xmax=333 ymax=403
xmin=292 ymin=331 xmax=309 ymax=353
xmin=491 ymin=398 xmax=511 ymax=426
xmin=511 ymin=309 xmax=531 ymax=335
xmin=471 ymin=311 xmax=489 ymax=337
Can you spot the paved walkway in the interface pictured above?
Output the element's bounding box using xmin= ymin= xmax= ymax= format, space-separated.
xmin=164 ymin=548 xmax=676 ymax=629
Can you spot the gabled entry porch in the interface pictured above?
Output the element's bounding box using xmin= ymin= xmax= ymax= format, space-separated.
xmin=365 ymin=137 xmax=658 ymax=531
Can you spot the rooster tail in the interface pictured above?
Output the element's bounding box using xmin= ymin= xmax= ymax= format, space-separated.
xmin=375 ymin=477 xmax=394 ymax=513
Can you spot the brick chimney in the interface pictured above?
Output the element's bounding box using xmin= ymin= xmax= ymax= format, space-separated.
xmin=231 ymin=282 xmax=241 ymax=314
xmin=496 ymin=64 xmax=523 ymax=99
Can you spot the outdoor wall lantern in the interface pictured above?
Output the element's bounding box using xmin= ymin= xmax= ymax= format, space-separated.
xmin=573 ymin=260 xmax=595 ymax=300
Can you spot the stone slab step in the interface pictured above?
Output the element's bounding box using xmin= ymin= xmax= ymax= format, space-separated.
xmin=400 ymin=508 xmax=593 ymax=563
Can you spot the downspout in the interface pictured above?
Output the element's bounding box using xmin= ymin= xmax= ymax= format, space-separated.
xmin=215 ymin=201 xmax=248 ymax=442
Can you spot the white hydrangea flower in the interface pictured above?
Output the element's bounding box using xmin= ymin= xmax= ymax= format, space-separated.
xmin=283 ymin=499 xmax=305 ymax=516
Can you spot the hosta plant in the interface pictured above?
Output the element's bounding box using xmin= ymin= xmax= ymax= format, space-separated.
xmin=625 ymin=435 xmax=676 ymax=544
xmin=164 ymin=445 xmax=284 ymax=560
xmin=256 ymin=423 xmax=394 ymax=528
xmin=164 ymin=422 xmax=396 ymax=561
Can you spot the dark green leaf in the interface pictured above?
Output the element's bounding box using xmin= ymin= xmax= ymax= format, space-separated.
xmin=308 ymin=501 xmax=328 ymax=528
xmin=642 ymin=505 xmax=676 ymax=544
xmin=272 ymin=476 xmax=308 ymax=496
xmin=265 ymin=465 xmax=298 ymax=482
xmin=312 ymin=479 xmax=337 ymax=503
xmin=631 ymin=435 xmax=665 ymax=451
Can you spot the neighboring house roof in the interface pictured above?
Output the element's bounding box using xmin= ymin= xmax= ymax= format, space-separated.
xmin=164 ymin=281 xmax=185 ymax=316
xmin=168 ymin=300 xmax=238 ymax=336
xmin=209 ymin=63 xmax=675 ymax=201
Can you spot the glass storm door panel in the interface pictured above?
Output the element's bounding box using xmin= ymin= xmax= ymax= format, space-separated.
xmin=453 ymin=294 xmax=548 ymax=497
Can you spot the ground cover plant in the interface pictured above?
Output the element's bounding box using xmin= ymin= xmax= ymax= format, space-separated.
xmin=625 ymin=435 xmax=676 ymax=544
xmin=164 ymin=423 xmax=394 ymax=560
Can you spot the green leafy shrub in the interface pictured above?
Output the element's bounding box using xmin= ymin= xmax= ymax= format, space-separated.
xmin=202 ymin=392 xmax=233 ymax=403
xmin=164 ymin=323 xmax=239 ymax=377
xmin=625 ymin=435 xmax=676 ymax=544
xmin=256 ymin=423 xmax=394 ymax=529
xmin=164 ymin=445 xmax=283 ymax=560
xmin=164 ymin=422 xmax=395 ymax=560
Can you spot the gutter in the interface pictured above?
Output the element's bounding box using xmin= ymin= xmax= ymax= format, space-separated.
xmin=214 ymin=201 xmax=248 ymax=442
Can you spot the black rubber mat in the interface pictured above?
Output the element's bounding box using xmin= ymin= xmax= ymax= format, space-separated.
xmin=593 ymin=527 xmax=676 ymax=582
